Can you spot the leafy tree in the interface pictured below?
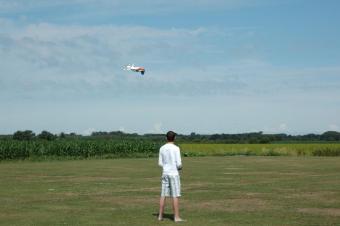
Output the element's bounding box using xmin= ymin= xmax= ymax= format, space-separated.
xmin=321 ymin=131 xmax=340 ymax=141
xmin=13 ymin=130 xmax=35 ymax=141
xmin=59 ymin=132 xmax=66 ymax=139
xmin=38 ymin=131 xmax=56 ymax=141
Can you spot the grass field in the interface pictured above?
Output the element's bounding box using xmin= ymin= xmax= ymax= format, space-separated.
xmin=1 ymin=157 xmax=340 ymax=226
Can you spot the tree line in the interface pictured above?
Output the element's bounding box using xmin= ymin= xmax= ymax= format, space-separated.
xmin=1 ymin=130 xmax=340 ymax=143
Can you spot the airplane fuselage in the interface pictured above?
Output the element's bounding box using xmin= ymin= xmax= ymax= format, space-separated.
xmin=127 ymin=65 xmax=145 ymax=75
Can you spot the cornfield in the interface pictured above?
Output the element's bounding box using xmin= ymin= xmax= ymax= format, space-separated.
xmin=0 ymin=140 xmax=160 ymax=160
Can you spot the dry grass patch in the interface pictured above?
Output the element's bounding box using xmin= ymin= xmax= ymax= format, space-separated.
xmin=286 ymin=191 xmax=339 ymax=204
xmin=13 ymin=175 xmax=129 ymax=183
xmin=93 ymin=195 xmax=158 ymax=208
xmin=298 ymin=208 xmax=340 ymax=217
xmin=223 ymin=171 xmax=307 ymax=176
xmin=184 ymin=198 xmax=269 ymax=212
xmin=183 ymin=182 xmax=216 ymax=190
xmin=109 ymin=186 xmax=160 ymax=193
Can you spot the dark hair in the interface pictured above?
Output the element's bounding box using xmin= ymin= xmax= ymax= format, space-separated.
xmin=166 ymin=131 xmax=176 ymax=142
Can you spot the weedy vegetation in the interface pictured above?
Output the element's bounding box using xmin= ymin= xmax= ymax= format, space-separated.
xmin=180 ymin=143 xmax=340 ymax=157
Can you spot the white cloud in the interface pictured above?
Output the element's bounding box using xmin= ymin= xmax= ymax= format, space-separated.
xmin=0 ymin=20 xmax=252 ymax=100
xmin=0 ymin=0 xmax=275 ymax=15
xmin=119 ymin=126 xmax=125 ymax=132
xmin=151 ymin=122 xmax=163 ymax=134
xmin=262 ymin=123 xmax=289 ymax=134
xmin=82 ymin=128 xmax=96 ymax=135
xmin=329 ymin=124 xmax=339 ymax=131
xmin=279 ymin=123 xmax=288 ymax=131
xmin=1 ymin=18 xmax=340 ymax=102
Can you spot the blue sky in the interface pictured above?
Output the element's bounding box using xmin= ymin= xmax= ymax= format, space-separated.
xmin=0 ymin=0 xmax=340 ymax=135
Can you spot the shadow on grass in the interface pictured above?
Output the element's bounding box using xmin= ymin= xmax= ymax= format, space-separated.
xmin=152 ymin=213 xmax=174 ymax=221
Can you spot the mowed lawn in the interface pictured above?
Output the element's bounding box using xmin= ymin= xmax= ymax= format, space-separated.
xmin=1 ymin=157 xmax=340 ymax=226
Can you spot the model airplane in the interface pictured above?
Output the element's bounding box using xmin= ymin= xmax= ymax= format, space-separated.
xmin=123 ymin=64 xmax=145 ymax=75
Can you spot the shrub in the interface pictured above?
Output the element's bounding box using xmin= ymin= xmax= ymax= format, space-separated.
xmin=312 ymin=147 xmax=340 ymax=156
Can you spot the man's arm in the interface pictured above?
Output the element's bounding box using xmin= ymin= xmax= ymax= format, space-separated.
xmin=175 ymin=148 xmax=182 ymax=170
xmin=158 ymin=150 xmax=163 ymax=167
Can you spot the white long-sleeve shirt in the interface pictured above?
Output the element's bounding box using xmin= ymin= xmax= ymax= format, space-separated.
xmin=158 ymin=143 xmax=182 ymax=176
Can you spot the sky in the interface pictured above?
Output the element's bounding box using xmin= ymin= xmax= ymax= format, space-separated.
xmin=0 ymin=0 xmax=340 ymax=135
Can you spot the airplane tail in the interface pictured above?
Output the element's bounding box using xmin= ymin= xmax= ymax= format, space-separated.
xmin=123 ymin=64 xmax=133 ymax=70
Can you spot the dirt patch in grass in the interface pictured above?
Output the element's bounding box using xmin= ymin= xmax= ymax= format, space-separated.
xmin=224 ymin=167 xmax=244 ymax=170
xmin=184 ymin=198 xmax=269 ymax=212
xmin=93 ymin=195 xmax=158 ymax=208
xmin=183 ymin=182 xmax=215 ymax=190
xmin=0 ymin=212 xmax=20 ymax=218
xmin=298 ymin=208 xmax=340 ymax=217
xmin=286 ymin=191 xmax=339 ymax=204
xmin=244 ymin=192 xmax=267 ymax=197
xmin=110 ymin=186 xmax=160 ymax=193
xmin=223 ymin=171 xmax=307 ymax=176
xmin=14 ymin=175 xmax=129 ymax=183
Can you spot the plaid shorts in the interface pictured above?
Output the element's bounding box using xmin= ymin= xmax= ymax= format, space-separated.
xmin=161 ymin=175 xmax=181 ymax=197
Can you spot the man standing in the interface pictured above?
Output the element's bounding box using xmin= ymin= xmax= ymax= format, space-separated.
xmin=158 ymin=131 xmax=185 ymax=222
